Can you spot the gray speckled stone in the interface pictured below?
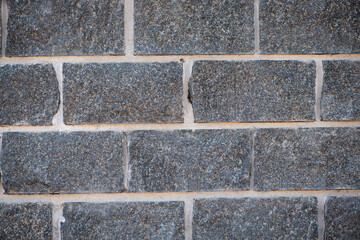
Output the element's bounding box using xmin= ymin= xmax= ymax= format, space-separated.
xmin=0 ymin=203 xmax=52 ymax=240
xmin=0 ymin=132 xmax=124 ymax=194
xmin=190 ymin=61 xmax=315 ymax=122
xmin=61 ymin=201 xmax=184 ymax=240
xmin=325 ymin=197 xmax=360 ymax=239
xmin=134 ymin=0 xmax=254 ymax=55
xmin=260 ymin=0 xmax=360 ymax=54
xmin=0 ymin=64 xmax=59 ymax=126
xmin=64 ymin=62 xmax=183 ymax=124
xmin=7 ymin=0 xmax=124 ymax=56
xmin=254 ymin=128 xmax=360 ymax=191
xmin=128 ymin=129 xmax=250 ymax=192
xmin=193 ymin=197 xmax=318 ymax=240
xmin=322 ymin=61 xmax=360 ymax=121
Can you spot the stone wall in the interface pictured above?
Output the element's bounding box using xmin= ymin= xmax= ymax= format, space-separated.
xmin=0 ymin=0 xmax=359 ymax=239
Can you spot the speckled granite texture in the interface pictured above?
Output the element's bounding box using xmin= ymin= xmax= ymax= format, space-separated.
xmin=260 ymin=0 xmax=360 ymax=54
xmin=190 ymin=61 xmax=316 ymax=122
xmin=128 ymin=129 xmax=251 ymax=192
xmin=61 ymin=202 xmax=185 ymax=240
xmin=322 ymin=61 xmax=360 ymax=121
xmin=0 ymin=203 xmax=52 ymax=240
xmin=0 ymin=64 xmax=59 ymax=126
xmin=0 ymin=132 xmax=124 ymax=194
xmin=63 ymin=62 xmax=183 ymax=124
xmin=193 ymin=197 xmax=318 ymax=239
xmin=254 ymin=128 xmax=360 ymax=190
xmin=7 ymin=0 xmax=124 ymax=56
xmin=134 ymin=0 xmax=254 ymax=54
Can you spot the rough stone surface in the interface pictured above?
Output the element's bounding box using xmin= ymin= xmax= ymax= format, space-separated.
xmin=325 ymin=197 xmax=360 ymax=239
xmin=0 ymin=64 xmax=59 ymax=126
xmin=254 ymin=128 xmax=360 ymax=191
xmin=62 ymin=201 xmax=185 ymax=240
xmin=128 ymin=129 xmax=251 ymax=192
xmin=260 ymin=0 xmax=360 ymax=54
xmin=0 ymin=203 xmax=52 ymax=240
xmin=190 ymin=61 xmax=316 ymax=122
xmin=193 ymin=197 xmax=318 ymax=239
xmin=0 ymin=132 xmax=124 ymax=194
xmin=134 ymin=0 xmax=254 ymax=55
xmin=64 ymin=62 xmax=183 ymax=124
xmin=322 ymin=61 xmax=360 ymax=121
xmin=7 ymin=0 xmax=124 ymax=56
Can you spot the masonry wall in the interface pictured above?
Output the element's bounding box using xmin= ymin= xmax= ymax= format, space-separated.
xmin=0 ymin=0 xmax=359 ymax=239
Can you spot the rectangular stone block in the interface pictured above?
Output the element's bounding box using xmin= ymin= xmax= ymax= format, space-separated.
xmin=63 ymin=62 xmax=183 ymax=124
xmin=7 ymin=0 xmax=124 ymax=56
xmin=260 ymin=0 xmax=360 ymax=54
xmin=254 ymin=128 xmax=360 ymax=191
xmin=134 ymin=0 xmax=254 ymax=54
xmin=325 ymin=197 xmax=360 ymax=239
xmin=190 ymin=61 xmax=315 ymax=122
xmin=0 ymin=203 xmax=52 ymax=240
xmin=0 ymin=132 xmax=124 ymax=194
xmin=322 ymin=61 xmax=360 ymax=120
xmin=0 ymin=64 xmax=59 ymax=126
xmin=61 ymin=201 xmax=184 ymax=239
xmin=193 ymin=197 xmax=318 ymax=239
xmin=128 ymin=129 xmax=251 ymax=192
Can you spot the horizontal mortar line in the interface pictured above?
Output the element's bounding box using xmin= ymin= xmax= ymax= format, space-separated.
xmin=0 ymin=121 xmax=359 ymax=133
xmin=1 ymin=190 xmax=360 ymax=204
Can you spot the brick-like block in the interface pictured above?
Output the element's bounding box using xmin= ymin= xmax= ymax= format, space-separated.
xmin=134 ymin=0 xmax=254 ymax=55
xmin=325 ymin=197 xmax=360 ymax=239
xmin=322 ymin=61 xmax=360 ymax=121
xmin=0 ymin=64 xmax=59 ymax=126
xmin=0 ymin=132 xmax=124 ymax=194
xmin=7 ymin=0 xmax=124 ymax=56
xmin=128 ymin=129 xmax=250 ymax=192
xmin=0 ymin=203 xmax=52 ymax=240
xmin=64 ymin=63 xmax=183 ymax=124
xmin=62 ymin=201 xmax=184 ymax=239
xmin=260 ymin=0 xmax=360 ymax=54
xmin=190 ymin=61 xmax=315 ymax=122
xmin=254 ymin=128 xmax=360 ymax=191
xmin=193 ymin=197 xmax=318 ymax=239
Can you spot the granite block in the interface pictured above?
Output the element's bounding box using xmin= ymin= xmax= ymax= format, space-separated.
xmin=0 ymin=131 xmax=124 ymax=194
xmin=322 ymin=61 xmax=360 ymax=120
xmin=134 ymin=0 xmax=254 ymax=54
xmin=0 ymin=64 xmax=59 ymax=126
xmin=128 ymin=129 xmax=251 ymax=192
xmin=260 ymin=0 xmax=360 ymax=54
xmin=63 ymin=62 xmax=183 ymax=124
xmin=254 ymin=128 xmax=360 ymax=190
xmin=193 ymin=197 xmax=318 ymax=239
xmin=7 ymin=0 xmax=124 ymax=56
xmin=61 ymin=201 xmax=185 ymax=240
xmin=190 ymin=61 xmax=316 ymax=122
xmin=0 ymin=203 xmax=52 ymax=240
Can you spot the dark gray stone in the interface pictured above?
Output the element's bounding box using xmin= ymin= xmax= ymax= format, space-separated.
xmin=134 ymin=0 xmax=254 ymax=55
xmin=0 ymin=132 xmax=124 ymax=194
xmin=190 ymin=61 xmax=316 ymax=122
xmin=62 ymin=201 xmax=185 ymax=240
xmin=322 ymin=61 xmax=360 ymax=121
xmin=193 ymin=197 xmax=318 ymax=239
xmin=7 ymin=0 xmax=124 ymax=56
xmin=0 ymin=64 xmax=59 ymax=126
xmin=260 ymin=0 xmax=360 ymax=54
xmin=63 ymin=62 xmax=183 ymax=124
xmin=325 ymin=197 xmax=360 ymax=239
xmin=254 ymin=128 xmax=360 ymax=191
xmin=128 ymin=129 xmax=250 ymax=192
xmin=0 ymin=203 xmax=52 ymax=240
